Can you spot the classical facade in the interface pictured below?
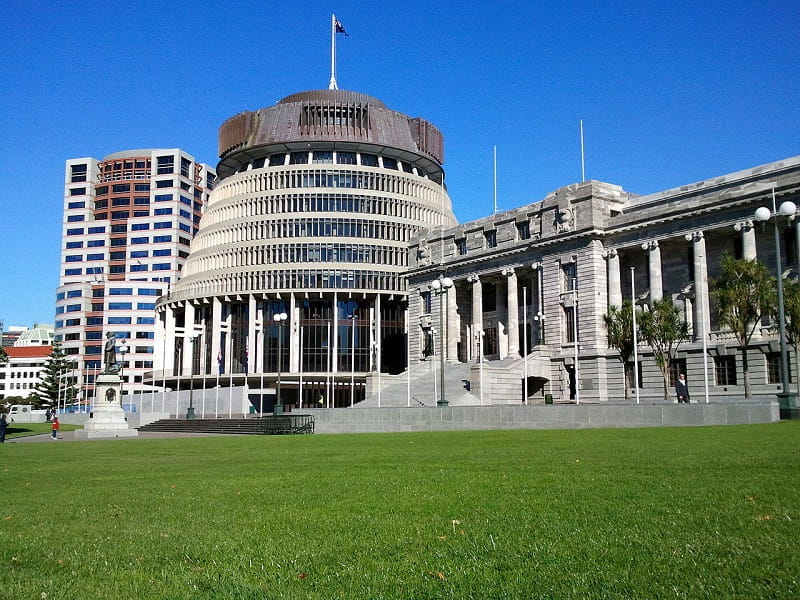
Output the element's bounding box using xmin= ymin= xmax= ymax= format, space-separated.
xmin=408 ymin=156 xmax=800 ymax=404
xmin=153 ymin=90 xmax=455 ymax=408
xmin=55 ymin=149 xmax=215 ymax=403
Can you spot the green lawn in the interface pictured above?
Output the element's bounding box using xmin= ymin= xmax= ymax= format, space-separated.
xmin=1 ymin=424 xmax=798 ymax=599
xmin=2 ymin=421 xmax=80 ymax=440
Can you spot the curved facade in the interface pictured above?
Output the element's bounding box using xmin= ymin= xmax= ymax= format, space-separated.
xmin=155 ymin=90 xmax=456 ymax=408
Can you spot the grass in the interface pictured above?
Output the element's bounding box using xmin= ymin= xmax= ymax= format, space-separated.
xmin=3 ymin=421 xmax=80 ymax=440
xmin=1 ymin=423 xmax=799 ymax=599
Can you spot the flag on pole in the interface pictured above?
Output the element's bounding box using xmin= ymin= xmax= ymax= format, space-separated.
xmin=334 ymin=18 xmax=348 ymax=36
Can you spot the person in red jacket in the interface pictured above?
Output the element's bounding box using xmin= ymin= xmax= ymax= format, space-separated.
xmin=51 ymin=416 xmax=60 ymax=440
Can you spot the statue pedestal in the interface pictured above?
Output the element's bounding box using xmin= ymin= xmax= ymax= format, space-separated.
xmin=74 ymin=373 xmax=138 ymax=439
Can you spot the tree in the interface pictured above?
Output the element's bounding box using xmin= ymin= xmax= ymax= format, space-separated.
xmin=639 ymin=298 xmax=689 ymax=400
xmin=604 ymin=300 xmax=636 ymax=401
xmin=710 ymin=254 xmax=775 ymax=399
xmin=34 ymin=340 xmax=78 ymax=409
xmin=781 ymin=277 xmax=800 ymax=393
xmin=0 ymin=346 xmax=8 ymax=365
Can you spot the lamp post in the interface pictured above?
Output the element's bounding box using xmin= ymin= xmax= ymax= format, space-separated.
xmin=273 ymin=312 xmax=288 ymax=414
xmin=475 ymin=328 xmax=484 ymax=405
xmin=754 ymin=191 xmax=798 ymax=418
xmin=349 ymin=313 xmax=357 ymax=407
xmin=430 ymin=275 xmax=453 ymax=407
xmin=118 ymin=339 xmax=129 ymax=408
xmin=185 ymin=330 xmax=201 ymax=419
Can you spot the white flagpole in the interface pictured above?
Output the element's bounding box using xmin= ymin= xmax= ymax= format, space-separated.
xmin=580 ymin=120 xmax=586 ymax=182
xmin=329 ymin=14 xmax=338 ymax=90
xmin=631 ymin=267 xmax=640 ymax=404
xmin=523 ymin=286 xmax=528 ymax=404
xmin=493 ymin=146 xmax=498 ymax=215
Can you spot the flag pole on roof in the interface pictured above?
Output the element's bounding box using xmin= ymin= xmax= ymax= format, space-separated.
xmin=329 ymin=14 xmax=348 ymax=90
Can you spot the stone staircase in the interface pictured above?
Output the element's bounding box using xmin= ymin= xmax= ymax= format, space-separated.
xmin=360 ymin=360 xmax=478 ymax=407
xmin=137 ymin=418 xmax=262 ymax=435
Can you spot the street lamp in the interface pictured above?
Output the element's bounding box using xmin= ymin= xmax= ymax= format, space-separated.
xmin=273 ymin=312 xmax=288 ymax=415
xmin=118 ymin=339 xmax=129 ymax=408
xmin=755 ymin=191 xmax=798 ymax=418
xmin=475 ymin=328 xmax=485 ymax=405
xmin=185 ymin=330 xmax=201 ymax=420
xmin=430 ymin=275 xmax=453 ymax=407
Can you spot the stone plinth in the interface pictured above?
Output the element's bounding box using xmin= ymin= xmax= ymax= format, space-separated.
xmin=74 ymin=373 xmax=138 ymax=439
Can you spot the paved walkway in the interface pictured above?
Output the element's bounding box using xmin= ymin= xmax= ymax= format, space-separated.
xmin=5 ymin=430 xmax=225 ymax=443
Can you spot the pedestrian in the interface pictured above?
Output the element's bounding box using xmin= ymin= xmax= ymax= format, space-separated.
xmin=675 ymin=373 xmax=690 ymax=404
xmin=45 ymin=408 xmax=51 ymax=422
xmin=51 ymin=416 xmax=60 ymax=440
xmin=0 ymin=413 xmax=7 ymax=443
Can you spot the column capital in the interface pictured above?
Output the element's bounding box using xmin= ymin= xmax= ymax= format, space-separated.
xmin=467 ymin=273 xmax=481 ymax=284
xmin=733 ymin=219 xmax=754 ymax=232
xmin=641 ymin=240 xmax=659 ymax=251
xmin=531 ymin=260 xmax=542 ymax=270
xmin=501 ymin=267 xmax=516 ymax=277
xmin=685 ymin=231 xmax=704 ymax=242
xmin=602 ymin=247 xmax=618 ymax=259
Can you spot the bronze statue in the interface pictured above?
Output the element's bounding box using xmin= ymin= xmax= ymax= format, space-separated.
xmin=103 ymin=332 xmax=120 ymax=374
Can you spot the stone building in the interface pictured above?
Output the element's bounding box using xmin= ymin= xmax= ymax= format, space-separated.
xmin=407 ymin=156 xmax=800 ymax=404
xmin=153 ymin=89 xmax=455 ymax=409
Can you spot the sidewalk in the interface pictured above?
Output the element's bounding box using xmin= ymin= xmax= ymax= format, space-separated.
xmin=6 ymin=429 xmax=225 ymax=443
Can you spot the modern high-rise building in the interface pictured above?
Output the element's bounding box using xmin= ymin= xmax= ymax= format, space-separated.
xmin=55 ymin=149 xmax=215 ymax=404
xmin=153 ymin=89 xmax=455 ymax=408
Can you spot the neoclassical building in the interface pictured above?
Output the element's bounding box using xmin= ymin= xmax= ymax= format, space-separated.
xmin=153 ymin=90 xmax=456 ymax=408
xmin=407 ymin=156 xmax=800 ymax=404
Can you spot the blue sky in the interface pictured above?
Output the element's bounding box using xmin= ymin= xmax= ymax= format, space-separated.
xmin=1 ymin=1 xmax=797 ymax=328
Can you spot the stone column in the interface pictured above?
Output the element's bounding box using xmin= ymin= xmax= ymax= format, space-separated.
xmin=604 ymin=249 xmax=622 ymax=308
xmin=247 ymin=295 xmax=257 ymax=374
xmin=446 ymin=285 xmax=458 ymax=361
xmin=211 ymin=297 xmax=222 ymax=375
xmin=496 ymin=279 xmax=507 ymax=359
xmin=734 ymin=220 xmax=757 ymax=261
xmin=373 ymin=293 xmax=382 ymax=371
xmin=183 ymin=301 xmax=195 ymax=375
xmin=686 ymin=231 xmax=710 ymax=340
xmin=467 ymin=274 xmax=482 ymax=361
xmin=502 ymin=267 xmax=520 ymax=358
xmin=163 ymin=306 xmax=176 ymax=376
xmin=642 ymin=240 xmax=663 ymax=302
xmin=331 ymin=292 xmax=339 ymax=374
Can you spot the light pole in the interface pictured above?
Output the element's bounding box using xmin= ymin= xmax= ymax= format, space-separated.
xmin=273 ymin=312 xmax=288 ymax=414
xmin=255 ymin=317 xmax=264 ymax=415
xmin=755 ymin=191 xmax=798 ymax=418
xmin=475 ymin=328 xmax=484 ymax=405
xmin=350 ymin=313 xmax=357 ymax=407
xmin=118 ymin=339 xmax=129 ymax=408
xmin=430 ymin=275 xmax=453 ymax=407
xmin=185 ymin=330 xmax=201 ymax=419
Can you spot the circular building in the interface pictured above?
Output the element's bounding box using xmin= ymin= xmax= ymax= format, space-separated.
xmin=154 ymin=89 xmax=456 ymax=410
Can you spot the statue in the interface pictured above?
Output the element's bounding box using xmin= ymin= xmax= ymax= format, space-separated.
xmin=103 ymin=332 xmax=120 ymax=374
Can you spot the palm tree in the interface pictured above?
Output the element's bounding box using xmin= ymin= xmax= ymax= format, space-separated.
xmin=639 ymin=298 xmax=689 ymax=400
xmin=710 ymin=254 xmax=774 ymax=399
xmin=604 ymin=300 xmax=636 ymax=401
xmin=781 ymin=277 xmax=800 ymax=393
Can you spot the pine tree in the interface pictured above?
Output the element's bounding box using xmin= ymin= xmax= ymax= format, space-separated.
xmin=34 ymin=340 xmax=78 ymax=409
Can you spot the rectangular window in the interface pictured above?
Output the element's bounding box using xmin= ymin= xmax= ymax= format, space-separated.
xmin=87 ymin=317 xmax=103 ymax=325
xmin=108 ymin=302 xmax=132 ymax=310
xmin=134 ymin=183 xmax=150 ymax=192
xmin=138 ymin=288 xmax=161 ymax=296
xmin=421 ymin=291 xmax=432 ymax=314
xmin=360 ymin=154 xmax=378 ymax=167
xmin=130 ymin=250 xmax=148 ymax=258
xmin=86 ymin=253 xmax=104 ymax=260
xmin=154 ymin=207 xmax=172 ymax=215
xmin=157 ymin=155 xmax=174 ymax=175
xmin=96 ymin=186 xmax=108 ymax=196
xmin=64 ymin=267 xmax=81 ymax=275
xmin=130 ymin=263 xmax=148 ymax=272
xmin=455 ymin=239 xmax=467 ymax=255
xmin=153 ymin=249 xmax=171 ymax=257
xmin=112 ymin=197 xmax=129 ymax=206
xmin=137 ymin=317 xmax=156 ymax=325
xmin=67 ymin=215 xmax=85 ymax=222
xmin=131 ymin=237 xmax=149 ymax=244
xmin=289 ymin=152 xmax=309 ymax=164
xmin=714 ymin=356 xmax=737 ymax=386
xmin=562 ymin=262 xmax=577 ymax=291
xmin=65 ymin=255 xmax=82 ymax=262
xmin=86 ymin=240 xmax=104 ymax=247
xmin=152 ymin=263 xmax=171 ymax=271
xmin=112 ymin=184 xmax=130 ymax=193
xmin=107 ymin=316 xmax=132 ymax=325
xmin=70 ymin=187 xmax=86 ymax=196
xmin=516 ymin=221 xmax=531 ymax=240
xmin=133 ymin=197 xmax=150 ymax=205
xmin=109 ymin=288 xmax=133 ymax=295
xmin=156 ymin=179 xmax=173 ymax=188
xmin=564 ymin=306 xmax=576 ymax=343
xmin=154 ymin=221 xmax=171 ymax=229
xmin=111 ymin=211 xmax=130 ymax=220
xmin=181 ymin=157 xmax=191 ymax=177
xmin=765 ymin=353 xmax=790 ymax=384
xmin=137 ymin=302 xmax=156 ymax=310
xmin=180 ymin=196 xmax=192 ymax=206
xmin=153 ymin=235 xmax=172 ymax=243
xmin=65 ymin=241 xmax=83 ymax=249
xmin=109 ymin=251 xmax=125 ymax=260
xmin=70 ymin=164 xmax=87 ymax=183
xmin=86 ymin=331 xmax=103 ymax=340
xmin=68 ymin=201 xmax=85 ymax=209
xmin=131 ymin=223 xmax=150 ymax=231
xmin=110 ymin=238 xmax=126 ymax=247
xmin=484 ymin=230 xmax=497 ymax=248
xmin=154 ymin=194 xmax=172 ymax=202
xmin=109 ymin=265 xmax=125 ymax=274
xmin=179 ymin=209 xmax=190 ymax=219
xmin=66 ymin=228 xmax=84 ymax=235
xmin=88 ymin=226 xmax=105 ymax=234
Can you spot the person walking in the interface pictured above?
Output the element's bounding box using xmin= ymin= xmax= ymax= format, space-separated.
xmin=51 ymin=416 xmax=60 ymax=440
xmin=0 ymin=413 xmax=7 ymax=443
xmin=675 ymin=373 xmax=690 ymax=404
